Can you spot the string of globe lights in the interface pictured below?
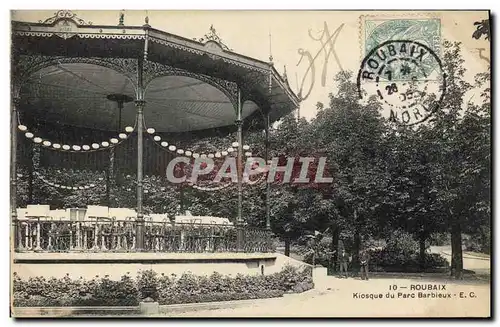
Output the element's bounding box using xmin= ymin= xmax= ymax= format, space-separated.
xmin=16 ymin=112 xmax=137 ymax=153
xmin=33 ymin=170 xmax=104 ymax=191
xmin=30 ymin=144 xmax=107 ymax=191
xmin=142 ymin=121 xmax=253 ymax=159
xmin=190 ymin=181 xmax=234 ymax=192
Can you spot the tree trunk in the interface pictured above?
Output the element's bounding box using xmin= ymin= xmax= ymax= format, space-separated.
xmin=419 ymin=229 xmax=426 ymax=271
xmin=331 ymin=226 xmax=339 ymax=272
xmin=353 ymin=209 xmax=361 ymax=271
xmin=284 ymin=236 xmax=291 ymax=257
xmin=450 ymin=219 xmax=463 ymax=279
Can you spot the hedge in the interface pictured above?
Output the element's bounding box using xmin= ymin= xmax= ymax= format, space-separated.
xmin=13 ymin=264 xmax=313 ymax=307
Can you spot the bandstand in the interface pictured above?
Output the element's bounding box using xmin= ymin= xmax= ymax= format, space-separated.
xmin=11 ymin=11 xmax=300 ymax=278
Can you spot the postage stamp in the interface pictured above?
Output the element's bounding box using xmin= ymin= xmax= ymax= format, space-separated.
xmin=360 ymin=15 xmax=442 ymax=80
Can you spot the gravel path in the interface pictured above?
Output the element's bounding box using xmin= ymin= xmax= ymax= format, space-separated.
xmin=166 ymin=276 xmax=490 ymax=318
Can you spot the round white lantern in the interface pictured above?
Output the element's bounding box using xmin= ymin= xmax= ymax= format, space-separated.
xmin=82 ymin=145 xmax=90 ymax=151
xmin=110 ymin=138 xmax=119 ymax=144
xmin=33 ymin=137 xmax=42 ymax=143
xmin=25 ymin=132 xmax=34 ymax=139
xmin=161 ymin=141 xmax=168 ymax=147
xmin=42 ymin=141 xmax=51 ymax=147
xmin=73 ymin=145 xmax=81 ymax=151
xmin=232 ymin=142 xmax=239 ymax=147
xmin=154 ymin=135 xmax=161 ymax=141
xmin=18 ymin=125 xmax=27 ymax=131
xmin=91 ymin=143 xmax=100 ymax=149
xmin=177 ymin=149 xmax=184 ymax=155
xmin=125 ymin=126 xmax=134 ymax=133
xmin=168 ymin=145 xmax=176 ymax=151
xmin=119 ymin=133 xmax=127 ymax=139
xmin=102 ymin=141 xmax=110 ymax=147
xmin=53 ymin=143 xmax=61 ymax=149
xmin=147 ymin=128 xmax=155 ymax=134
xmin=243 ymin=145 xmax=250 ymax=150
xmin=185 ymin=150 xmax=192 ymax=157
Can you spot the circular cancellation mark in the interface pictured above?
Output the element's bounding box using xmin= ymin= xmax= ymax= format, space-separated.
xmin=357 ymin=40 xmax=446 ymax=126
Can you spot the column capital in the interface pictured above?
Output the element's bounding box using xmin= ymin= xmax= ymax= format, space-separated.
xmin=235 ymin=119 xmax=243 ymax=127
xmin=12 ymin=97 xmax=20 ymax=107
xmin=134 ymin=100 xmax=146 ymax=107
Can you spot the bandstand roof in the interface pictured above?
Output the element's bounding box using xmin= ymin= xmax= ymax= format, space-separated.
xmin=11 ymin=11 xmax=300 ymax=134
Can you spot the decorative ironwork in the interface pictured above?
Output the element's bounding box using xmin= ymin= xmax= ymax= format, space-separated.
xmin=196 ymin=25 xmax=232 ymax=51
xmin=118 ymin=11 xmax=125 ymax=26
xmin=148 ymin=36 xmax=268 ymax=74
xmin=13 ymin=55 xmax=139 ymax=94
xmin=39 ymin=10 xmax=92 ymax=26
xmin=13 ymin=220 xmax=274 ymax=253
xmin=142 ymin=60 xmax=238 ymax=107
xmin=244 ymin=228 xmax=275 ymax=253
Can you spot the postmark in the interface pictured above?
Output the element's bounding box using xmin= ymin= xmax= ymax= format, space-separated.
xmin=357 ymin=40 xmax=446 ymax=125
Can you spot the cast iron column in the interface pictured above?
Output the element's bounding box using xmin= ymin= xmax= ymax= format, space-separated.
xmin=11 ymin=97 xmax=19 ymax=250
xmin=135 ymin=99 xmax=145 ymax=251
xmin=236 ymin=89 xmax=244 ymax=251
xmin=135 ymin=55 xmax=145 ymax=251
xmin=264 ymin=110 xmax=271 ymax=231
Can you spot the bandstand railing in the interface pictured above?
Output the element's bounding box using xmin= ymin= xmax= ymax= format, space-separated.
xmin=12 ymin=219 xmax=275 ymax=253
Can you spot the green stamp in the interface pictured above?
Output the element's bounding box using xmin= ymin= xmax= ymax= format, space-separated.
xmin=364 ymin=19 xmax=441 ymax=80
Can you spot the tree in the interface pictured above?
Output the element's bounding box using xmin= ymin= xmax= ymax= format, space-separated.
xmin=426 ymin=41 xmax=490 ymax=278
xmin=309 ymin=71 xmax=388 ymax=268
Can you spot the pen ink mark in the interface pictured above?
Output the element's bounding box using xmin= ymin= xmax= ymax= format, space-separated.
xmin=296 ymin=22 xmax=344 ymax=101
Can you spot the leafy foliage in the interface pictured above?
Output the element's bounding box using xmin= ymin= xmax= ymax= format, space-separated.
xmin=12 ymin=265 xmax=313 ymax=307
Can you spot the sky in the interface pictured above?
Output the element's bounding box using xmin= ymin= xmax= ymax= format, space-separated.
xmin=11 ymin=10 xmax=490 ymax=120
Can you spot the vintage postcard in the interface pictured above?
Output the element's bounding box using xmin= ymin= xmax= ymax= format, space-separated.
xmin=10 ymin=10 xmax=491 ymax=318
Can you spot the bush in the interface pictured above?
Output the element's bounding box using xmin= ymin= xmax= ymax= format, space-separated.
xmin=12 ymin=272 xmax=139 ymax=307
xmin=369 ymin=249 xmax=449 ymax=272
xmin=464 ymin=229 xmax=491 ymax=254
xmin=13 ymin=265 xmax=313 ymax=307
xmin=429 ymin=232 xmax=451 ymax=246
xmin=363 ymin=230 xmax=450 ymax=272
xmin=137 ymin=270 xmax=159 ymax=301
xmin=385 ymin=230 xmax=419 ymax=255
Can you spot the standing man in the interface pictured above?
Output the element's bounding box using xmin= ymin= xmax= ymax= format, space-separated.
xmin=360 ymin=249 xmax=370 ymax=280
xmin=338 ymin=249 xmax=350 ymax=278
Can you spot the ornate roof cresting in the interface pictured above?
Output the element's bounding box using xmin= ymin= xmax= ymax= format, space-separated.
xmin=118 ymin=10 xmax=124 ymax=26
xmin=195 ymin=25 xmax=232 ymax=51
xmin=39 ymin=10 xmax=92 ymax=26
